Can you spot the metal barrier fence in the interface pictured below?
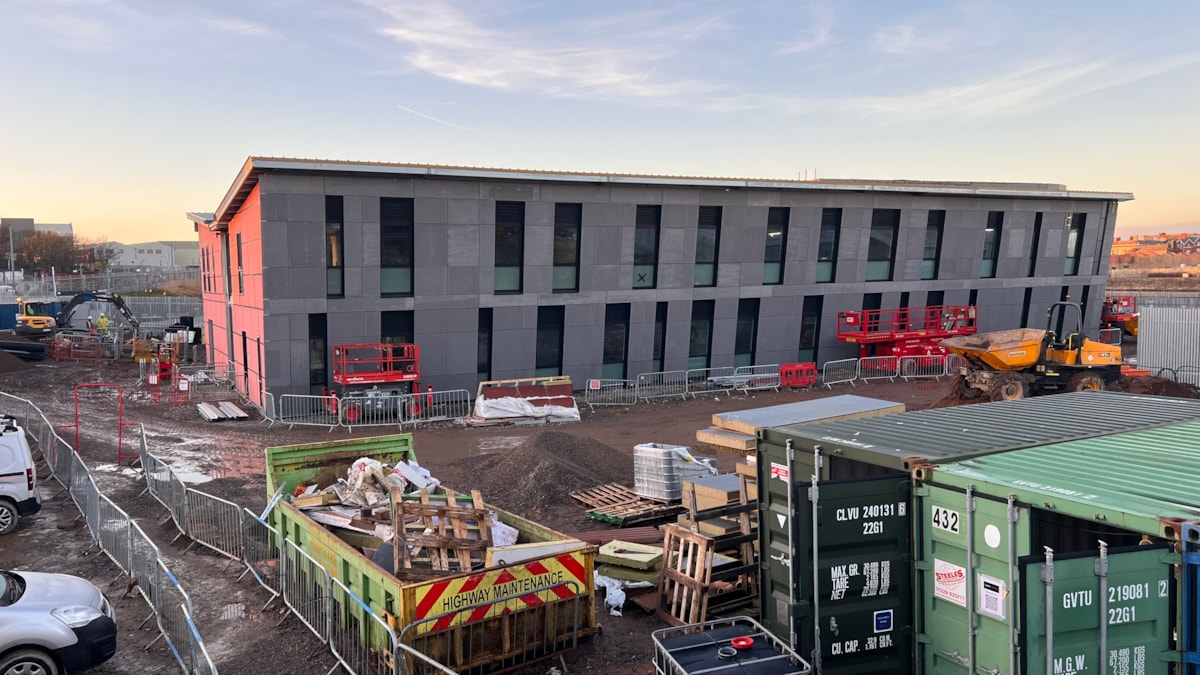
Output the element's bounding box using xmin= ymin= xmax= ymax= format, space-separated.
xmin=898 ymin=355 xmax=950 ymax=380
xmin=582 ymin=378 xmax=638 ymax=408
xmin=238 ymin=509 xmax=282 ymax=604
xmin=635 ymin=370 xmax=689 ymax=402
xmin=822 ymin=358 xmax=860 ymax=387
xmin=50 ymin=333 xmax=120 ymax=361
xmin=399 ymin=389 xmax=472 ymax=427
xmin=282 ymin=538 xmax=332 ymax=641
xmin=178 ymin=367 xmax=246 ymax=402
xmin=684 ymin=366 xmax=737 ymax=398
xmin=329 ymin=576 xmax=401 ymax=675
xmin=398 ymin=580 xmax=583 ymax=675
xmin=275 ymin=393 xmax=340 ymax=429
xmin=857 ymin=355 xmax=898 ymax=383
xmin=730 ymin=364 xmax=783 ymax=392
xmin=0 ymin=392 xmax=219 ymax=674
xmin=183 ymin=491 xmax=244 ymax=561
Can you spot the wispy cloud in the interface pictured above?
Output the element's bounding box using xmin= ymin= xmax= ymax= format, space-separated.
xmin=205 ymin=18 xmax=274 ymax=38
xmin=358 ymin=0 xmax=756 ymax=111
xmin=396 ymin=105 xmax=476 ymax=131
xmin=847 ymin=50 xmax=1200 ymax=120
xmin=872 ymin=22 xmax=954 ymax=56
xmin=778 ymin=5 xmax=837 ymax=55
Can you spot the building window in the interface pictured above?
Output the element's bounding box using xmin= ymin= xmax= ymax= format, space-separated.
xmin=1064 ymin=213 xmax=1086 ymax=276
xmin=694 ymin=207 xmax=721 ymax=287
xmin=634 ymin=206 xmax=661 ymax=289
xmin=1028 ymin=212 xmax=1043 ymax=277
xmin=817 ymin=208 xmax=841 ymax=283
xmin=235 ymin=233 xmax=244 ymax=294
xmin=980 ymin=211 xmax=1003 ymax=279
xmin=1021 ymin=288 xmax=1033 ymax=327
xmin=922 ymin=211 xmax=945 ymax=280
xmin=689 ymin=300 xmax=714 ymax=370
xmin=602 ymin=304 xmax=630 ymax=380
xmin=553 ymin=203 xmax=582 ymax=292
xmin=495 ymin=201 xmax=524 ymax=294
xmin=381 ymin=197 xmax=414 ymax=296
xmin=477 ymin=308 xmax=492 ymax=383
xmin=535 ymin=306 xmax=564 ymax=377
xmin=866 ymin=209 xmax=900 ymax=282
xmin=926 ymin=290 xmax=944 ymax=308
xmin=735 ymin=298 xmax=759 ymax=368
xmin=763 ymin=207 xmax=789 ymax=285
xmin=381 ymin=310 xmax=414 ymax=345
xmin=308 ymin=313 xmax=327 ymax=395
xmin=968 ymin=289 xmax=978 ymax=308
xmin=326 ymin=196 xmax=344 ymax=297
xmin=201 ymin=248 xmax=209 ymax=292
xmin=652 ymin=302 xmax=668 ymax=372
xmin=798 ymin=296 xmax=823 ymax=363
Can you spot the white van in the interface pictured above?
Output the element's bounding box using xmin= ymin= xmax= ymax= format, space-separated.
xmin=0 ymin=417 xmax=39 ymax=535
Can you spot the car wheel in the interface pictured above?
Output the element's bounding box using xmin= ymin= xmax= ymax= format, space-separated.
xmin=0 ymin=499 xmax=18 ymax=535
xmin=0 ymin=649 xmax=61 ymax=675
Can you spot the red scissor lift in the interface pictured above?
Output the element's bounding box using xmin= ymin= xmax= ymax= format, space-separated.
xmin=326 ymin=343 xmax=424 ymax=423
xmin=837 ymin=305 xmax=977 ymax=371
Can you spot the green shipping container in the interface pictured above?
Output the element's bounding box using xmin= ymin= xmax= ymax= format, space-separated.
xmin=757 ymin=391 xmax=1200 ymax=674
xmin=914 ymin=419 xmax=1200 ymax=675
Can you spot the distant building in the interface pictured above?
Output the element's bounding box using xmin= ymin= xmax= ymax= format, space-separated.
xmin=0 ymin=217 xmax=74 ymax=243
xmin=107 ymin=240 xmax=199 ymax=269
xmin=192 ymin=156 xmax=1134 ymax=406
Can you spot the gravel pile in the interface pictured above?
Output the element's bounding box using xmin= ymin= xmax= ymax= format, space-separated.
xmin=0 ymin=347 xmax=35 ymax=373
xmin=459 ymin=430 xmax=633 ymax=513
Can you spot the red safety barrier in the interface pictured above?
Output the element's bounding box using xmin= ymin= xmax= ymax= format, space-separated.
xmin=779 ymin=362 xmax=818 ymax=388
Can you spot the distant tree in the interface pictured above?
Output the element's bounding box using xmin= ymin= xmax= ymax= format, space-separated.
xmin=18 ymin=232 xmax=78 ymax=273
xmin=76 ymin=236 xmax=119 ymax=271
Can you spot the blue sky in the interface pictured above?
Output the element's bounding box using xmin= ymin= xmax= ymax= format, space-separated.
xmin=1 ymin=0 xmax=1196 ymax=243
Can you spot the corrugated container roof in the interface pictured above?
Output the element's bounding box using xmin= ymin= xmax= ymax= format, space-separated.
xmin=918 ymin=419 xmax=1200 ymax=538
xmin=762 ymin=391 xmax=1200 ymax=471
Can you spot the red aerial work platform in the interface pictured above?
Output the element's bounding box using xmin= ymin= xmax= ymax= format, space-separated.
xmin=837 ymin=305 xmax=977 ymax=359
xmin=331 ymin=343 xmax=421 ymax=386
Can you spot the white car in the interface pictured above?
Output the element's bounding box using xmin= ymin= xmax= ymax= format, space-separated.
xmin=0 ymin=417 xmax=40 ymax=535
xmin=0 ymin=570 xmax=117 ymax=674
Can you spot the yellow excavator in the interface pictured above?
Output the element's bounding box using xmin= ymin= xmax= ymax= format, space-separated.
xmin=940 ymin=301 xmax=1122 ymax=401
xmin=15 ymin=298 xmax=57 ymax=337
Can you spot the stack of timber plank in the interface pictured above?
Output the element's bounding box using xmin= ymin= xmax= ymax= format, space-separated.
xmin=696 ymin=394 xmax=905 ymax=455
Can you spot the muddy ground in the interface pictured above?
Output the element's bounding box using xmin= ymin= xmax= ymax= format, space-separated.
xmin=0 ymin=355 xmax=1193 ymax=674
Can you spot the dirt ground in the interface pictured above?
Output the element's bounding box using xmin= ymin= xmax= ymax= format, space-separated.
xmin=0 ymin=355 xmax=1194 ymax=674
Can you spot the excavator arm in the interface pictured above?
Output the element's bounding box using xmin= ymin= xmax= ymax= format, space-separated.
xmin=56 ymin=292 xmax=141 ymax=329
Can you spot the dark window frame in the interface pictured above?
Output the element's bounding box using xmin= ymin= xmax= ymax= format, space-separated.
xmin=694 ymin=206 xmax=722 ymax=288
xmin=817 ymin=208 xmax=841 ymax=283
xmin=553 ymin=203 xmax=582 ymax=293
xmin=981 ymin=211 xmax=1003 ymax=279
xmin=922 ymin=211 xmax=945 ymax=281
xmin=494 ymin=201 xmax=525 ymax=294
xmin=381 ymin=197 xmax=415 ymax=297
xmin=235 ymin=233 xmax=244 ymax=295
xmin=763 ymin=207 xmax=789 ymax=285
xmin=326 ymin=196 xmax=344 ymax=298
xmin=866 ymin=209 xmax=900 ymax=282
xmin=535 ymin=305 xmax=565 ymax=375
xmin=633 ymin=206 xmax=661 ymax=289
xmin=1064 ymin=213 xmax=1086 ymax=276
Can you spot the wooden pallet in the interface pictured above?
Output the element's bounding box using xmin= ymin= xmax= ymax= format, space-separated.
xmin=392 ymin=488 xmax=492 ymax=580
xmin=587 ymin=501 xmax=685 ymax=527
xmin=570 ymin=483 xmax=639 ymax=509
xmin=656 ymin=525 xmax=715 ymax=626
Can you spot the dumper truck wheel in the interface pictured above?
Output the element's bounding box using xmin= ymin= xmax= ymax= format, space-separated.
xmin=990 ymin=375 xmax=1027 ymax=401
xmin=954 ymin=375 xmax=982 ymax=399
xmin=1067 ymin=372 xmax=1105 ymax=393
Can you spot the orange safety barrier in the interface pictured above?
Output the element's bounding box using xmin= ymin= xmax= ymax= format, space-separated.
xmin=779 ymin=362 xmax=818 ymax=388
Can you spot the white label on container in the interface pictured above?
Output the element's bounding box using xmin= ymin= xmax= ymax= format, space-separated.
xmin=984 ymin=524 xmax=1002 ymax=549
xmin=977 ymin=573 xmax=1006 ymax=620
xmin=931 ymin=505 xmax=960 ymax=534
xmin=770 ymin=462 xmax=789 ymax=481
xmin=933 ymin=558 xmax=967 ymax=607
xmin=777 ymin=514 xmax=787 ymax=527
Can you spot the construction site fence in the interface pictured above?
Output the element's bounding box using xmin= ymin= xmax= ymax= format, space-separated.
xmin=0 ymin=392 xmax=218 ymax=675
xmin=626 ymin=364 xmax=787 ymax=405
xmin=136 ymin=427 xmax=455 ymax=674
xmin=262 ymin=389 xmax=473 ymax=431
xmin=397 ymin=580 xmax=583 ymax=675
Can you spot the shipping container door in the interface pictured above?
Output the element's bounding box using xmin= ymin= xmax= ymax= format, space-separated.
xmin=1185 ymin=522 xmax=1200 ymax=675
xmin=777 ymin=475 xmax=913 ymax=674
xmin=917 ymin=483 xmax=1031 ymax=675
xmin=1021 ymin=543 xmax=1175 ymax=675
